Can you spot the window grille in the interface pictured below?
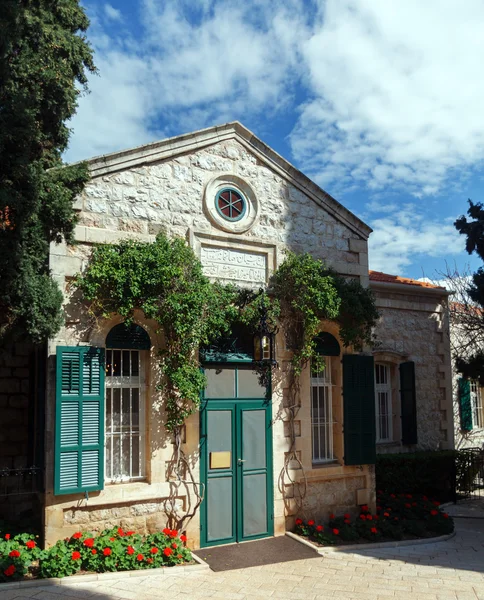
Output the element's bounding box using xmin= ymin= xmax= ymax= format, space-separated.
xmin=105 ymin=349 xmax=146 ymax=481
xmin=375 ymin=363 xmax=392 ymax=442
xmin=311 ymin=357 xmax=334 ymax=463
xmin=470 ymin=381 xmax=484 ymax=429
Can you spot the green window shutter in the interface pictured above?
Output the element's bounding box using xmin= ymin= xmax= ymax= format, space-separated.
xmin=55 ymin=347 xmax=105 ymax=495
xmin=343 ymin=354 xmax=376 ymax=465
xmin=400 ymin=361 xmax=417 ymax=445
xmin=458 ymin=378 xmax=472 ymax=431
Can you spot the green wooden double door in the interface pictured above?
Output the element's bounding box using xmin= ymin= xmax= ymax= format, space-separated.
xmin=200 ymin=366 xmax=274 ymax=547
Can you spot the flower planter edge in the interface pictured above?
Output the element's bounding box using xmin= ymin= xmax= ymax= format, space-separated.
xmin=286 ymin=529 xmax=456 ymax=554
xmin=0 ymin=552 xmax=209 ymax=591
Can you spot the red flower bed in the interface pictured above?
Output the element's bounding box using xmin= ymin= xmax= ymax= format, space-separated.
xmin=294 ymin=492 xmax=454 ymax=546
xmin=0 ymin=526 xmax=192 ymax=583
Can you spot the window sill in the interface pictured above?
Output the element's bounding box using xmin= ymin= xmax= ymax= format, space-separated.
xmin=376 ymin=441 xmax=399 ymax=447
xmin=311 ymin=460 xmax=340 ymax=469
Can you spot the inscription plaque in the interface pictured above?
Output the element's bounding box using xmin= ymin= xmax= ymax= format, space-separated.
xmin=200 ymin=246 xmax=267 ymax=287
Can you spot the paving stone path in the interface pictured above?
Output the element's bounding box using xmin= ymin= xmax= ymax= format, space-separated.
xmin=1 ymin=513 xmax=483 ymax=600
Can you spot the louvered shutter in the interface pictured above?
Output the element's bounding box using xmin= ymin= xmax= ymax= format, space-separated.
xmin=400 ymin=361 xmax=417 ymax=445
xmin=458 ymin=378 xmax=472 ymax=431
xmin=343 ymin=354 xmax=376 ymax=465
xmin=55 ymin=347 xmax=105 ymax=495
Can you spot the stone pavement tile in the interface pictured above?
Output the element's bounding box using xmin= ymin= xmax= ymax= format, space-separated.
xmin=271 ymin=590 xmax=319 ymax=600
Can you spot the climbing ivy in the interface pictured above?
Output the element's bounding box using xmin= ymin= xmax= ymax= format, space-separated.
xmin=76 ymin=241 xmax=379 ymax=432
xmin=270 ymin=252 xmax=379 ymax=374
xmin=75 ymin=233 xmax=238 ymax=432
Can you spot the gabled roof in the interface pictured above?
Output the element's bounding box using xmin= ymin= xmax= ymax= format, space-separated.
xmin=73 ymin=121 xmax=372 ymax=240
xmin=369 ymin=270 xmax=450 ymax=296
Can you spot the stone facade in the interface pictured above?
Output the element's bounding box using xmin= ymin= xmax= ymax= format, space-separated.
xmin=38 ymin=122 xmax=452 ymax=548
xmin=370 ymin=280 xmax=453 ymax=452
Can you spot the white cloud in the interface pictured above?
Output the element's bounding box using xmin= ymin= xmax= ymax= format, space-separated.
xmin=290 ymin=0 xmax=484 ymax=196
xmin=104 ymin=4 xmax=123 ymax=22
xmin=368 ymin=204 xmax=463 ymax=273
xmin=65 ymin=0 xmax=306 ymax=162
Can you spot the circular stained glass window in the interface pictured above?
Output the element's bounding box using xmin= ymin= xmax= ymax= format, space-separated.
xmin=215 ymin=188 xmax=247 ymax=222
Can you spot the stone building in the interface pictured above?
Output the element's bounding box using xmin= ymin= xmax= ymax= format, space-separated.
xmin=0 ymin=122 xmax=454 ymax=548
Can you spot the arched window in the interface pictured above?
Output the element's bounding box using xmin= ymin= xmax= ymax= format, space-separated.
xmin=105 ymin=323 xmax=150 ymax=482
xmin=311 ymin=333 xmax=340 ymax=464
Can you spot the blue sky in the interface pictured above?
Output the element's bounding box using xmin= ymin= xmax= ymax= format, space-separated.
xmin=65 ymin=0 xmax=484 ymax=280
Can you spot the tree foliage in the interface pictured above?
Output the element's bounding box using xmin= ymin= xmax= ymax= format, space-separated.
xmin=0 ymin=0 xmax=96 ymax=343
xmin=453 ymin=200 xmax=484 ymax=381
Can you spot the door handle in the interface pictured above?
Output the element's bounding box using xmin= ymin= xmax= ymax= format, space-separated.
xmin=238 ymin=458 xmax=246 ymax=465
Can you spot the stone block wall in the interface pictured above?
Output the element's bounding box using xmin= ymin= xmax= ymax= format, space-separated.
xmin=371 ymin=285 xmax=453 ymax=451
xmin=0 ymin=343 xmax=44 ymax=524
xmin=0 ymin=343 xmax=33 ymax=469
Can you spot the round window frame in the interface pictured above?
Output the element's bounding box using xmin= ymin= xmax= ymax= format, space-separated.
xmin=215 ymin=187 xmax=248 ymax=223
xmin=203 ymin=174 xmax=259 ymax=234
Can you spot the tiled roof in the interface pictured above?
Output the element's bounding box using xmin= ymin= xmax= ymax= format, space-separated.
xmin=369 ymin=270 xmax=446 ymax=290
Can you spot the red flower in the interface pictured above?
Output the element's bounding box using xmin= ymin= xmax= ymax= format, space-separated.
xmin=83 ymin=538 xmax=94 ymax=548
xmin=170 ymin=530 xmax=178 ymax=538
xmin=109 ymin=537 xmax=115 ymax=541
xmin=127 ymin=546 xmax=135 ymax=555
xmin=72 ymin=532 xmax=82 ymax=539
xmin=373 ymin=515 xmax=379 ymax=520
xmin=172 ymin=543 xmax=178 ymax=549
xmin=423 ymin=495 xmax=428 ymax=501
xmin=9 ymin=550 xmax=20 ymax=558
xmin=72 ymin=551 xmax=81 ymax=560
xmin=443 ymin=513 xmax=449 ymax=519
xmin=26 ymin=540 xmax=36 ymax=549
xmin=295 ymin=518 xmax=303 ymax=526
xmin=383 ymin=512 xmax=390 ymax=517
xmin=178 ymin=554 xmax=183 ymax=559
xmin=390 ymin=494 xmax=396 ymax=498
xmin=163 ymin=547 xmax=173 ymax=556
xmin=361 ymin=505 xmax=369 ymax=512
xmin=332 ymin=528 xmax=339 ymax=535
xmin=405 ymin=503 xmax=411 ymax=509
xmin=344 ymin=513 xmax=350 ymax=519
xmin=307 ymin=520 xmax=315 ymax=526
xmin=366 ymin=515 xmax=373 ymax=521
xmin=433 ymin=501 xmax=440 ymax=506
xmin=150 ymin=547 xmax=159 ymax=554
xmin=163 ymin=528 xmax=171 ymax=535
xmin=406 ymin=494 xmax=412 ymax=499
xmin=370 ymin=527 xmax=378 ymax=534
xmin=4 ymin=564 xmax=15 ymax=577
xmin=329 ymin=513 xmax=335 ymax=520
xmin=126 ymin=531 xmax=135 ymax=536
xmin=147 ymin=558 xmax=153 ymax=564
xmin=137 ymin=554 xmax=144 ymax=561
xmin=430 ymin=509 xmax=438 ymax=516
xmin=359 ymin=514 xmax=366 ymax=520
xmin=117 ymin=528 xmax=124 ymax=536
xmin=316 ymin=525 xmax=324 ymax=532
xmin=103 ymin=548 xmax=112 ymax=556
xmin=344 ymin=519 xmax=351 ymax=525
xmin=5 ymin=534 xmax=10 ymax=540
xmin=91 ymin=549 xmax=97 ymax=555
xmin=180 ymin=534 xmax=187 ymax=543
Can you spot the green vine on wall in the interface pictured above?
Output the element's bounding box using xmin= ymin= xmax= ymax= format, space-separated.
xmin=75 ymin=233 xmax=239 ymax=433
xmin=76 ymin=241 xmax=379 ymax=435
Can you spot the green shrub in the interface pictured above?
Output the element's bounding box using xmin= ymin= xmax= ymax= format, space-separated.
xmin=375 ymin=451 xmax=456 ymax=501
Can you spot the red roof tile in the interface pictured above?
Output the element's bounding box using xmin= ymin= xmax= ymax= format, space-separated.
xmin=369 ymin=270 xmax=446 ymax=290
